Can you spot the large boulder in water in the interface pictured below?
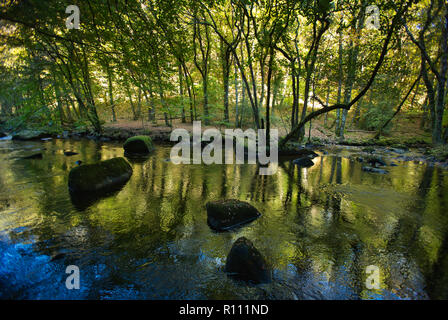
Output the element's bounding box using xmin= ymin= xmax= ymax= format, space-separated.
xmin=68 ymin=157 xmax=133 ymax=193
xmin=206 ymin=199 xmax=261 ymax=231
xmin=293 ymin=157 xmax=314 ymax=168
xmin=225 ymin=237 xmax=271 ymax=284
xmin=123 ymin=136 xmax=154 ymax=155
xmin=12 ymin=130 xmax=49 ymax=141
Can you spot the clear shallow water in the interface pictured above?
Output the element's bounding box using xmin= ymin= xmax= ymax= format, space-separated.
xmin=0 ymin=138 xmax=447 ymax=300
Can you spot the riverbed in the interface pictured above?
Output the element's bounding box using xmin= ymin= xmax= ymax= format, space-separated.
xmin=0 ymin=138 xmax=447 ymax=299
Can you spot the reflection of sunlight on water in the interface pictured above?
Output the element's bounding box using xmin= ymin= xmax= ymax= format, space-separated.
xmin=0 ymin=138 xmax=446 ymax=299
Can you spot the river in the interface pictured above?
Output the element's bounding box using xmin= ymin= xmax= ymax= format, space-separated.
xmin=0 ymin=138 xmax=447 ymax=299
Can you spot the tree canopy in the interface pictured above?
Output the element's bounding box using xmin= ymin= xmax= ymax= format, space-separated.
xmin=0 ymin=0 xmax=447 ymax=145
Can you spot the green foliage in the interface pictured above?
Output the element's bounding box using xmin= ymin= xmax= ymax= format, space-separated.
xmin=359 ymin=102 xmax=395 ymax=132
xmin=0 ymin=0 xmax=442 ymax=146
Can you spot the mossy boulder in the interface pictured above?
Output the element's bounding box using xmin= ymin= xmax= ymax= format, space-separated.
xmin=12 ymin=130 xmax=49 ymax=141
xmin=68 ymin=157 xmax=133 ymax=193
xmin=123 ymin=135 xmax=154 ymax=155
xmin=225 ymin=237 xmax=271 ymax=284
xmin=206 ymin=199 xmax=261 ymax=231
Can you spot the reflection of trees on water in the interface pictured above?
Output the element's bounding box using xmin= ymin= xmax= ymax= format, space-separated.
xmin=3 ymin=141 xmax=448 ymax=299
xmin=426 ymin=167 xmax=448 ymax=299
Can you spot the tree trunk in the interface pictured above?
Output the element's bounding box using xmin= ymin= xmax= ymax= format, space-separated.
xmin=324 ymin=81 xmax=331 ymax=127
xmin=433 ymin=9 xmax=448 ymax=144
xmin=338 ymin=1 xmax=367 ymax=139
xmin=107 ymin=63 xmax=116 ymax=122
xmin=220 ymin=38 xmax=231 ymax=123
xmin=125 ymin=82 xmax=137 ymax=120
xmin=179 ymin=64 xmax=186 ymax=123
xmin=335 ymin=19 xmax=344 ymax=135
xmin=234 ymin=60 xmax=239 ymax=127
xmin=265 ymin=48 xmax=275 ymax=145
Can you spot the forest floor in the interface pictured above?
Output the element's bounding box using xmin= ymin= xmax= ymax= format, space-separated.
xmin=104 ymin=112 xmax=432 ymax=147
xmin=100 ymin=115 xmax=447 ymax=164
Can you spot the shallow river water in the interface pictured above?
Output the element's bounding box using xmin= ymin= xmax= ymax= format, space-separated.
xmin=0 ymin=138 xmax=447 ymax=299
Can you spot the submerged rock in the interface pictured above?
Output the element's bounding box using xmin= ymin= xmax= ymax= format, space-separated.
xmin=362 ymin=166 xmax=388 ymax=174
xmin=12 ymin=130 xmax=49 ymax=141
xmin=123 ymin=136 xmax=154 ymax=155
xmin=365 ymin=155 xmax=387 ymax=167
xmin=292 ymin=157 xmax=314 ymax=168
xmin=22 ymin=153 xmax=43 ymax=160
xmin=362 ymin=146 xmax=375 ymax=153
xmin=64 ymin=151 xmax=78 ymax=156
xmin=390 ymin=147 xmax=408 ymax=154
xmin=225 ymin=237 xmax=271 ymax=284
xmin=395 ymin=155 xmax=415 ymax=162
xmin=206 ymin=199 xmax=261 ymax=231
xmin=68 ymin=157 xmax=133 ymax=193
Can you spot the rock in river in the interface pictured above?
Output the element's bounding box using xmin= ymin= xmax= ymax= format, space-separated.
xmin=362 ymin=166 xmax=388 ymax=174
xmin=292 ymin=157 xmax=315 ymax=168
xmin=206 ymin=199 xmax=261 ymax=231
xmin=64 ymin=151 xmax=78 ymax=156
xmin=123 ymin=135 xmax=154 ymax=155
xmin=12 ymin=130 xmax=49 ymax=141
xmin=68 ymin=157 xmax=133 ymax=193
xmin=365 ymin=155 xmax=387 ymax=167
xmin=225 ymin=237 xmax=271 ymax=284
xmin=21 ymin=153 xmax=43 ymax=160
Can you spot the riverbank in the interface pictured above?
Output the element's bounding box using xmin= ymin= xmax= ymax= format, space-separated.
xmin=1 ymin=118 xmax=447 ymax=169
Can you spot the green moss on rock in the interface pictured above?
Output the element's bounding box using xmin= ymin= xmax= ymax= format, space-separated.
xmin=68 ymin=157 xmax=133 ymax=193
xmin=123 ymin=135 xmax=154 ymax=155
